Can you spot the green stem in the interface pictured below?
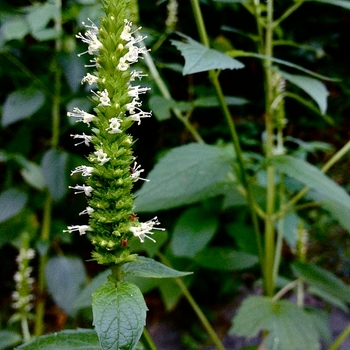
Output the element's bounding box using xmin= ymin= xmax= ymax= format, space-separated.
xmin=21 ymin=317 xmax=31 ymax=343
xmin=190 ymin=0 xmax=263 ymax=267
xmin=329 ymin=323 xmax=350 ymax=350
xmin=158 ymin=253 xmax=225 ymax=350
xmin=272 ymin=279 xmax=299 ymax=302
xmin=272 ymin=0 xmax=305 ymax=28
xmin=141 ymin=328 xmax=158 ymax=350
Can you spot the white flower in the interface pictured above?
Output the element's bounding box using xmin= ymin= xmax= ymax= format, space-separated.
xmin=67 ymin=108 xmax=96 ymax=126
xmin=81 ymin=73 xmax=98 ymax=85
xmin=69 ymin=184 xmax=93 ymax=196
xmin=70 ymin=133 xmax=92 ymax=146
xmin=79 ymin=206 xmax=94 ymax=216
xmin=92 ymin=89 xmax=111 ymax=106
xmin=130 ymin=162 xmax=149 ymax=182
xmin=85 ymin=57 xmax=100 ymax=68
xmin=128 ymin=85 xmax=150 ymax=99
xmin=76 ymin=22 xmax=102 ymax=56
xmin=82 ymin=18 xmax=99 ymax=35
xmin=106 ymin=117 xmax=122 ymax=134
xmin=120 ymin=19 xmax=142 ymax=42
xmin=63 ymin=225 xmax=92 ymax=235
xmin=129 ymin=70 xmax=147 ymax=82
xmin=130 ymin=217 xmax=165 ymax=243
xmin=118 ymin=56 xmax=130 ymax=71
xmin=128 ymin=107 xmax=152 ymax=125
xmin=70 ymin=165 xmax=94 ymax=177
xmin=94 ymin=149 xmax=110 ymax=165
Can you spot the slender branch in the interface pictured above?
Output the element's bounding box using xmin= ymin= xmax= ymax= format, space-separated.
xmin=329 ymin=323 xmax=350 ymax=350
xmin=272 ymin=0 xmax=305 ymax=28
xmin=272 ymin=279 xmax=299 ymax=302
xmin=141 ymin=328 xmax=158 ymax=350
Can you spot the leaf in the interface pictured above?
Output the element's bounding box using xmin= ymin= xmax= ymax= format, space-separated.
xmin=15 ymin=329 xmax=100 ymax=350
xmin=1 ymin=18 xmax=29 ymax=41
xmin=170 ymin=206 xmax=219 ymax=258
xmin=2 ymin=89 xmax=45 ymax=127
xmin=92 ymin=281 xmax=147 ymax=350
xmin=20 ymin=160 xmax=46 ymax=190
xmin=41 ymin=149 xmax=68 ymax=201
xmin=230 ymin=296 xmax=320 ymax=350
xmin=310 ymin=0 xmax=350 ymax=10
xmin=148 ymin=96 xmax=174 ymax=121
xmin=0 ymin=188 xmax=28 ymax=223
xmin=0 ymin=330 xmax=21 ymax=350
xmin=271 ymin=155 xmax=350 ymax=208
xmin=280 ymin=71 xmax=329 ymax=114
xmin=193 ymin=95 xmax=248 ymax=107
xmin=60 ymin=52 xmax=86 ymax=93
xmin=194 ymin=247 xmax=258 ymax=270
xmin=46 ymin=256 xmax=87 ymax=316
xmin=122 ymin=256 xmax=192 ymax=278
xmin=291 ymin=262 xmax=350 ymax=304
xmin=134 ymin=143 xmax=235 ymax=212
xmin=171 ymin=34 xmax=244 ymax=75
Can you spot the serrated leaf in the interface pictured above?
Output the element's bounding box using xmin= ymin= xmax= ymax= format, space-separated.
xmin=15 ymin=329 xmax=100 ymax=350
xmin=2 ymin=89 xmax=45 ymax=127
xmin=280 ymin=71 xmax=329 ymax=114
xmin=194 ymin=247 xmax=258 ymax=270
xmin=122 ymin=256 xmax=192 ymax=278
xmin=230 ymin=296 xmax=320 ymax=350
xmin=171 ymin=206 xmax=218 ymax=258
xmin=134 ymin=143 xmax=234 ymax=212
xmin=41 ymin=149 xmax=68 ymax=201
xmin=92 ymin=281 xmax=147 ymax=350
xmin=46 ymin=256 xmax=87 ymax=316
xmin=291 ymin=262 xmax=350 ymax=304
xmin=20 ymin=160 xmax=46 ymax=190
xmin=171 ymin=34 xmax=244 ymax=75
xmin=1 ymin=18 xmax=29 ymax=41
xmin=0 ymin=188 xmax=28 ymax=223
xmin=0 ymin=330 xmax=22 ymax=349
xmin=271 ymin=155 xmax=350 ymax=208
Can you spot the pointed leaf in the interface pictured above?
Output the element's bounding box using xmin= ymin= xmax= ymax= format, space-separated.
xmin=2 ymin=89 xmax=45 ymax=127
xmin=280 ymin=71 xmax=329 ymax=114
xmin=194 ymin=247 xmax=258 ymax=270
xmin=134 ymin=143 xmax=234 ymax=212
xmin=271 ymin=155 xmax=350 ymax=208
xmin=291 ymin=262 xmax=350 ymax=303
xmin=20 ymin=161 xmax=46 ymax=190
xmin=41 ymin=149 xmax=68 ymax=201
xmin=15 ymin=329 xmax=100 ymax=350
xmin=0 ymin=189 xmax=28 ymax=223
xmin=171 ymin=34 xmax=244 ymax=75
xmin=92 ymin=281 xmax=147 ymax=350
xmin=46 ymin=256 xmax=87 ymax=316
xmin=230 ymin=296 xmax=320 ymax=350
xmin=122 ymin=256 xmax=192 ymax=278
xmin=171 ymin=206 xmax=218 ymax=258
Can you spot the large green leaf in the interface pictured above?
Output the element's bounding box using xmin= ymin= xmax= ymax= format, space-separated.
xmin=1 ymin=89 xmax=45 ymax=127
xmin=280 ymin=71 xmax=329 ymax=114
xmin=122 ymin=256 xmax=192 ymax=278
xmin=15 ymin=329 xmax=100 ymax=350
xmin=271 ymin=155 xmax=350 ymax=208
xmin=0 ymin=188 xmax=28 ymax=223
xmin=170 ymin=206 xmax=219 ymax=258
xmin=0 ymin=330 xmax=21 ymax=350
xmin=45 ymin=256 xmax=87 ymax=316
xmin=194 ymin=247 xmax=258 ymax=270
xmin=291 ymin=262 xmax=350 ymax=304
xmin=92 ymin=281 xmax=147 ymax=350
xmin=134 ymin=143 xmax=235 ymax=212
xmin=41 ymin=149 xmax=68 ymax=202
xmin=230 ymin=296 xmax=320 ymax=350
xmin=20 ymin=160 xmax=46 ymax=190
xmin=1 ymin=17 xmax=29 ymax=41
xmin=171 ymin=34 xmax=244 ymax=75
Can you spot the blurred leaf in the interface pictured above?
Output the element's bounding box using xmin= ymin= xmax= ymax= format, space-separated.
xmin=92 ymin=281 xmax=147 ymax=350
xmin=15 ymin=329 xmax=100 ymax=350
xmin=0 ymin=330 xmax=21 ymax=349
xmin=122 ymin=256 xmax=192 ymax=278
xmin=309 ymin=286 xmax=348 ymax=312
xmin=226 ymin=222 xmax=258 ymax=254
xmin=46 ymin=256 xmax=87 ymax=316
xmin=171 ymin=34 xmax=244 ymax=75
xmin=311 ymin=0 xmax=350 ymax=9
xmin=60 ymin=52 xmax=86 ymax=93
xmin=230 ymin=296 xmax=320 ymax=350
xmin=1 ymin=17 xmax=29 ymax=41
xmin=158 ymin=278 xmax=183 ymax=311
xmin=194 ymin=247 xmax=258 ymax=270
xmin=134 ymin=143 xmax=235 ymax=212
xmin=291 ymin=262 xmax=350 ymax=303
xmin=2 ymin=89 xmax=45 ymax=127
xmin=271 ymin=155 xmax=350 ymax=208
xmin=148 ymin=95 xmax=174 ymax=121
xmin=41 ymin=149 xmax=68 ymax=201
xmin=171 ymin=206 xmax=218 ymax=258
xmin=280 ymin=71 xmax=329 ymax=114
xmin=20 ymin=160 xmax=46 ymax=190
xmin=0 ymin=188 xmax=28 ymax=223
xmin=73 ymin=270 xmax=110 ymax=311
xmin=193 ymin=95 xmax=248 ymax=107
